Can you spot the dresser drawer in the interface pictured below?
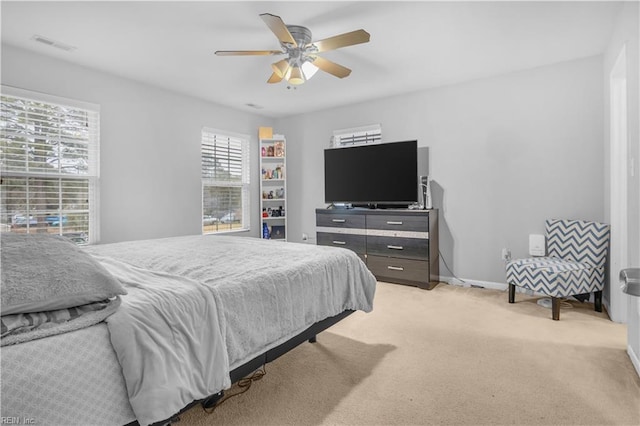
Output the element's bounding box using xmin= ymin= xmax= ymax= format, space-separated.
xmin=317 ymin=232 xmax=366 ymax=254
xmin=316 ymin=213 xmax=366 ymax=229
xmin=366 ymin=214 xmax=428 ymax=232
xmin=367 ymin=236 xmax=428 ymax=261
xmin=367 ymin=255 xmax=429 ymax=285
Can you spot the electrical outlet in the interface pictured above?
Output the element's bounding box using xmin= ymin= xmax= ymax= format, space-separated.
xmin=501 ymin=248 xmax=511 ymax=261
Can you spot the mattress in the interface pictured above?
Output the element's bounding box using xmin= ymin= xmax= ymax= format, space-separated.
xmin=0 ymin=323 xmax=136 ymax=426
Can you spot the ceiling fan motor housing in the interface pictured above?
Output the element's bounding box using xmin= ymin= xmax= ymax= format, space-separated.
xmin=285 ymin=25 xmax=312 ymax=47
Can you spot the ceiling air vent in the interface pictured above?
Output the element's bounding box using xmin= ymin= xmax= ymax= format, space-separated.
xmin=31 ymin=35 xmax=76 ymax=52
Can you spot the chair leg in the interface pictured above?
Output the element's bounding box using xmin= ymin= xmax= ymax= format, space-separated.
xmin=594 ymin=290 xmax=603 ymax=312
xmin=508 ymin=284 xmax=515 ymax=303
xmin=551 ymin=297 xmax=560 ymax=320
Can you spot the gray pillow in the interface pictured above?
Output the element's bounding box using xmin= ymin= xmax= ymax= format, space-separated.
xmin=1 ymin=233 xmax=126 ymax=315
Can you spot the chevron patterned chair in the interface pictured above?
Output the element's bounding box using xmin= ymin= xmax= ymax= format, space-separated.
xmin=506 ymin=218 xmax=610 ymax=320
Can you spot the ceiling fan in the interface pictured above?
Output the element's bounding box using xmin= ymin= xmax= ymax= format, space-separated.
xmin=215 ymin=13 xmax=370 ymax=85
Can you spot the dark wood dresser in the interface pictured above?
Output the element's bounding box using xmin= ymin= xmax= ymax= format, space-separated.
xmin=316 ymin=208 xmax=439 ymax=289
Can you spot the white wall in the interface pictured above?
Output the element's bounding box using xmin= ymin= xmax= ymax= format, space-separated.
xmin=1 ymin=44 xmax=274 ymax=243
xmin=277 ymin=56 xmax=605 ymax=285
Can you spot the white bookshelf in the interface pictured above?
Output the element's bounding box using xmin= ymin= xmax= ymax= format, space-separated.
xmin=259 ymin=135 xmax=287 ymax=240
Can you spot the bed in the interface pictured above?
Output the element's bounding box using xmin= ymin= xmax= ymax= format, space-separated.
xmin=0 ymin=233 xmax=377 ymax=426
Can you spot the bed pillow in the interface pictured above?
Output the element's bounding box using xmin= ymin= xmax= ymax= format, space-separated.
xmin=1 ymin=233 xmax=126 ymax=315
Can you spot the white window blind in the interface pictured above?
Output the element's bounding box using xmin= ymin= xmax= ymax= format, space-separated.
xmin=201 ymin=128 xmax=250 ymax=234
xmin=331 ymin=123 xmax=382 ymax=147
xmin=0 ymin=86 xmax=100 ymax=244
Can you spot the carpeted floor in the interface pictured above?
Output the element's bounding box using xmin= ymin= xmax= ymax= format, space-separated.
xmin=179 ymin=282 xmax=640 ymax=425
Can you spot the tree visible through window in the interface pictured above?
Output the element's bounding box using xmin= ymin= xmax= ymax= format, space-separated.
xmin=201 ymin=128 xmax=250 ymax=234
xmin=0 ymin=87 xmax=99 ymax=244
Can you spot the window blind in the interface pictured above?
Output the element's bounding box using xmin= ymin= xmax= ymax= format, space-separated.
xmin=201 ymin=128 xmax=250 ymax=234
xmin=0 ymin=87 xmax=100 ymax=244
xmin=332 ymin=123 xmax=382 ymax=147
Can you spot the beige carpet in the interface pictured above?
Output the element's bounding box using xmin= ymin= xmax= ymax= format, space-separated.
xmin=179 ymin=282 xmax=640 ymax=425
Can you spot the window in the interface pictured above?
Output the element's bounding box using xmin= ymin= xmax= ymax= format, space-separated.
xmin=201 ymin=128 xmax=250 ymax=234
xmin=0 ymin=87 xmax=100 ymax=244
xmin=331 ymin=123 xmax=382 ymax=147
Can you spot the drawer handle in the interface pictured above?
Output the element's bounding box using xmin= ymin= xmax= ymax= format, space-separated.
xmin=386 ymin=221 xmax=403 ymax=225
xmin=332 ymin=241 xmax=346 ymax=245
xmin=387 ymin=266 xmax=404 ymax=271
xmin=387 ymin=245 xmax=404 ymax=250
xmin=332 ymin=219 xmax=346 ymax=223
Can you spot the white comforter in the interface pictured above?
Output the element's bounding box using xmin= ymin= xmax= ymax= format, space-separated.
xmin=86 ymin=235 xmax=376 ymax=426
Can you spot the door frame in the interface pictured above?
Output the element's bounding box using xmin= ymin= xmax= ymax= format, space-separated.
xmin=609 ymin=44 xmax=628 ymax=323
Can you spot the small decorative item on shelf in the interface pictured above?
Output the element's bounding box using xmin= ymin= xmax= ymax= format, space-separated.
xmin=267 ymin=146 xmax=275 ymax=157
xmin=261 ymin=146 xmax=266 ymax=157
xmin=271 ymin=225 xmax=285 ymax=240
xmin=276 ymin=188 xmax=284 ymax=199
xmin=262 ymin=222 xmax=270 ymax=239
xmin=267 ymin=207 xmax=273 ymax=217
xmin=268 ymin=191 xmax=274 ymax=199
xmin=278 ymin=206 xmax=284 ymax=217
xmin=262 ymin=208 xmax=268 ymax=218
xmin=274 ymin=141 xmax=285 ymax=157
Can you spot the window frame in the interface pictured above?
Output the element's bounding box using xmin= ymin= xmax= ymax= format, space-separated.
xmin=1 ymin=85 xmax=100 ymax=244
xmin=201 ymin=127 xmax=250 ymax=234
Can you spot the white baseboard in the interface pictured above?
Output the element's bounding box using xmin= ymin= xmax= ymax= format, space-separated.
xmin=440 ymin=276 xmax=508 ymax=291
xmin=440 ymin=276 xmax=547 ymax=297
xmin=628 ymin=345 xmax=640 ymax=379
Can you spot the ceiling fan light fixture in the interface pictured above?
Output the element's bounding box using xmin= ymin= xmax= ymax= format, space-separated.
xmin=287 ymin=66 xmax=305 ymax=85
xmin=271 ymin=59 xmax=290 ymax=78
xmin=216 ymin=13 xmax=370 ymax=85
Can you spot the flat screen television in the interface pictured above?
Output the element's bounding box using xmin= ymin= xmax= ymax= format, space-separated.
xmin=324 ymin=140 xmax=418 ymax=207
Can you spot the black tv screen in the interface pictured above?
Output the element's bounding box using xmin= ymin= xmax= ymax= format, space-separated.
xmin=324 ymin=140 xmax=418 ymax=205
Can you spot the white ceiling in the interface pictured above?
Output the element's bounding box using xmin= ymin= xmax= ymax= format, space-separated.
xmin=1 ymin=1 xmax=621 ymax=118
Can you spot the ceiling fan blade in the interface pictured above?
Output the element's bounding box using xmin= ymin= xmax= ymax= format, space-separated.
xmin=215 ymin=50 xmax=283 ymax=56
xmin=311 ymin=56 xmax=352 ymax=79
xmin=267 ymin=72 xmax=284 ymax=84
xmin=311 ymin=29 xmax=370 ymax=53
xmin=260 ymin=13 xmax=297 ymax=47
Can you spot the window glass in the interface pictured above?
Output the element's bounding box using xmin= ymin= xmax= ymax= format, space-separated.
xmin=201 ymin=128 xmax=250 ymax=234
xmin=1 ymin=89 xmax=99 ymax=244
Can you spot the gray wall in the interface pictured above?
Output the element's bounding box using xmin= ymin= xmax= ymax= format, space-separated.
xmin=1 ymin=44 xmax=273 ymax=243
xmin=277 ymin=55 xmax=605 ymax=285
xmin=1 ymin=44 xmax=608 ymax=288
